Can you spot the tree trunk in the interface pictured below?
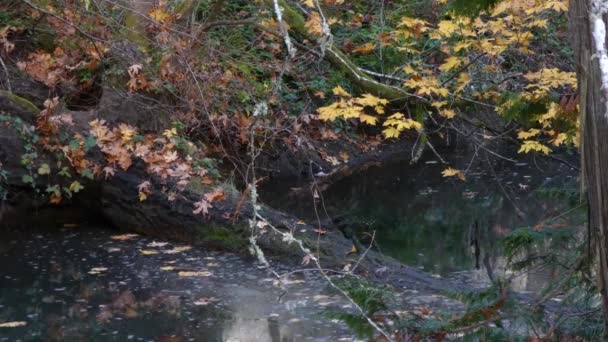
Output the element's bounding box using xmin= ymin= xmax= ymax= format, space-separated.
xmin=570 ymin=0 xmax=608 ymax=331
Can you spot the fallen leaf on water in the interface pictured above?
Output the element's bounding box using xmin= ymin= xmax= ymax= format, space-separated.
xmin=346 ymin=245 xmax=358 ymax=255
xmin=441 ymin=167 xmax=466 ymax=181
xmin=140 ymin=250 xmax=159 ymax=255
xmin=207 ymin=262 xmax=219 ymax=267
xmin=0 ymin=321 xmax=27 ymax=328
xmin=178 ymin=271 xmax=213 ymax=277
xmin=193 ymin=297 xmax=220 ymax=306
xmin=296 ymin=220 xmax=306 ymax=225
xmin=301 ymin=254 xmax=314 ymax=266
xmin=164 ymin=246 xmax=192 ymax=254
xmin=89 ymin=267 xmax=108 ymax=275
xmin=63 ymin=223 xmax=79 ymax=228
xmin=160 ymin=266 xmax=175 ymax=271
xmin=339 ymin=151 xmax=350 ymax=162
xmin=147 ymin=241 xmax=168 ymax=248
xmin=111 ymin=234 xmax=138 ymax=241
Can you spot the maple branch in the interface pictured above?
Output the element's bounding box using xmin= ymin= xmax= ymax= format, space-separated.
xmin=271 ymin=0 xmax=422 ymax=102
xmin=0 ymin=56 xmax=10 ymax=92
xmin=357 ymin=67 xmax=408 ymax=83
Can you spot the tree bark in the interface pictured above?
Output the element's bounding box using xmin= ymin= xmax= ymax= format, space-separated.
xmin=570 ymin=0 xmax=608 ymax=331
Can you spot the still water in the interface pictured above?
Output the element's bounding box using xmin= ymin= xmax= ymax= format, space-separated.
xmin=0 ymin=147 xmax=581 ymax=340
xmin=261 ymin=147 xmax=581 ymax=280
xmin=0 ymin=226 xmax=353 ymax=341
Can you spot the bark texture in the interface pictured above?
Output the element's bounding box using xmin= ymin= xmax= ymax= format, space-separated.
xmin=571 ymin=0 xmax=608 ymax=331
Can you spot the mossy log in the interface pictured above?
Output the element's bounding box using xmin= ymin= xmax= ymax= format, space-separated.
xmin=266 ymin=0 xmax=411 ymax=101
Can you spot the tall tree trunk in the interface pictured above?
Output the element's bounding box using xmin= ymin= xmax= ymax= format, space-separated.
xmin=570 ymin=0 xmax=608 ymax=331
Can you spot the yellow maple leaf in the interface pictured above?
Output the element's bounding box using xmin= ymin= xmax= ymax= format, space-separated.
xmin=440 ymin=109 xmax=456 ymax=119
xmin=382 ymin=127 xmax=401 ymax=139
xmin=149 ymin=7 xmax=173 ymax=24
xmin=455 ymin=72 xmax=471 ymax=93
xmin=359 ymin=114 xmax=378 ymax=125
xmin=517 ymin=128 xmax=540 ymax=140
xmin=439 ymin=57 xmax=464 ymax=72
xmin=332 ymin=85 xmax=351 ymax=97
xmin=353 ymin=42 xmax=376 ymax=54
xmin=355 ymin=93 xmax=388 ymax=107
xmin=163 ymin=128 xmax=177 ymax=138
xmin=518 ymin=140 xmax=552 ymax=154
xmin=442 ymin=167 xmax=466 ymax=181
xmin=403 ymin=65 xmax=417 ymax=75
xmin=551 ymin=133 xmax=568 ymax=146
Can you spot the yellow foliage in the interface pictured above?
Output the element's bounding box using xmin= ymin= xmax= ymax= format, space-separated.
xmin=149 ymin=7 xmax=174 ymax=24
xmin=439 ymin=57 xmax=465 ymax=72
xmin=318 ymin=0 xmax=576 ymax=153
xmin=517 ymin=128 xmax=541 ymax=140
xmin=440 ymin=109 xmax=456 ymax=119
xmin=442 ymin=167 xmax=466 ymax=181
xmin=404 ymin=77 xmax=449 ymax=97
xmin=318 ymin=92 xmax=389 ymax=127
xmin=382 ymin=113 xmax=422 ymax=138
xmin=355 ymin=94 xmax=389 ymax=107
xmin=524 ymin=68 xmax=577 ymax=89
xmin=332 ymin=85 xmax=351 ymax=97
xmin=518 ymin=140 xmax=552 ymax=155
xmin=551 ymin=133 xmax=568 ymax=146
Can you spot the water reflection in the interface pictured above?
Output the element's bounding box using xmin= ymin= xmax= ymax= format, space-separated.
xmin=261 ymin=148 xmax=580 ymax=286
xmin=0 ymin=226 xmax=352 ymax=341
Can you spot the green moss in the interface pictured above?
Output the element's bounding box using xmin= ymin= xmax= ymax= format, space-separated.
xmin=0 ymin=91 xmax=40 ymax=115
xmin=195 ymin=224 xmax=247 ymax=251
xmin=123 ymin=13 xmax=150 ymax=51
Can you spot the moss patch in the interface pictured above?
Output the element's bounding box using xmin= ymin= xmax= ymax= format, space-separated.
xmin=195 ymin=223 xmax=247 ymax=251
xmin=0 ymin=91 xmax=40 ymax=117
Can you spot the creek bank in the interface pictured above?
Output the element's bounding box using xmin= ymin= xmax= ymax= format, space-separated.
xmin=0 ymin=76 xmax=573 ymax=324
xmin=0 ymin=87 xmax=473 ymax=298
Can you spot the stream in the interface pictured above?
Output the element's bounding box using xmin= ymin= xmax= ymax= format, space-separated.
xmin=261 ymin=147 xmax=582 ymax=291
xmin=0 ymin=225 xmax=354 ymax=341
xmin=0 ymin=147 xmax=581 ymax=341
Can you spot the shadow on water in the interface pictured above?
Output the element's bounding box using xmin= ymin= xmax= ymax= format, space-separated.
xmin=261 ymin=147 xmax=581 ymax=287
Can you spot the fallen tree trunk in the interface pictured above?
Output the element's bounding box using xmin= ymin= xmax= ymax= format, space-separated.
xmin=0 ymin=90 xmax=472 ymax=295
